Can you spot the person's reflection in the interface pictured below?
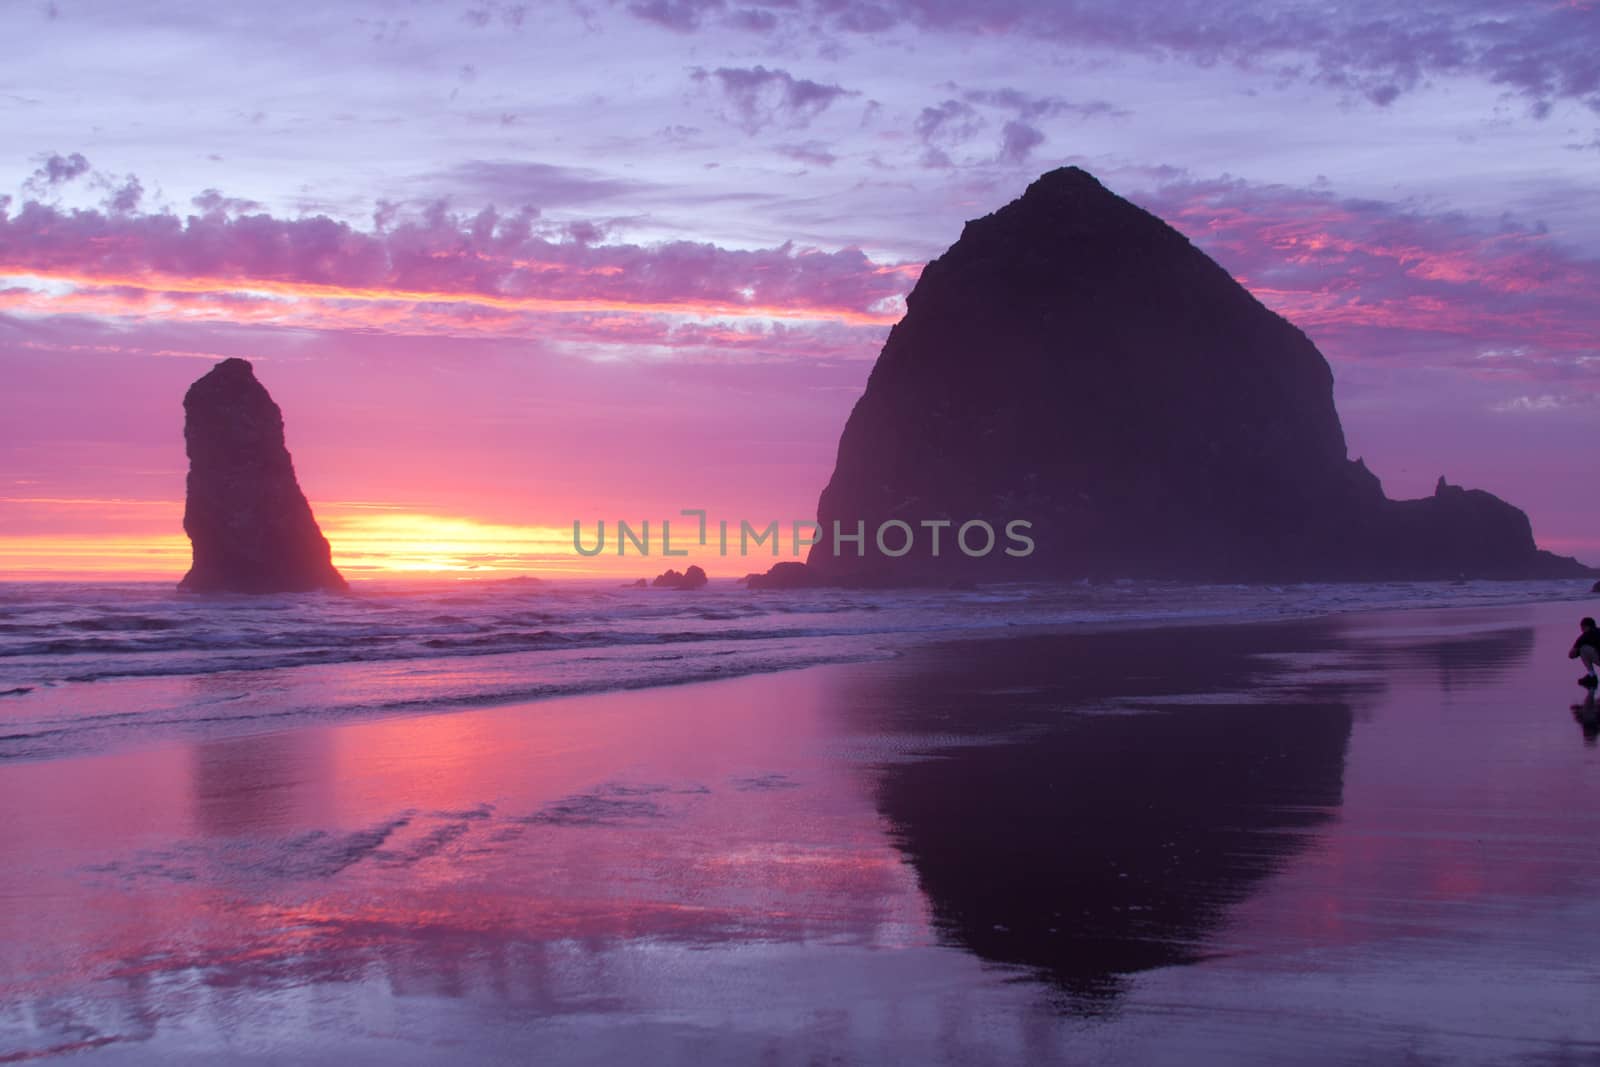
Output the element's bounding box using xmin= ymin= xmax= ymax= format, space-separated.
xmin=1571 ymin=690 xmax=1599 ymax=746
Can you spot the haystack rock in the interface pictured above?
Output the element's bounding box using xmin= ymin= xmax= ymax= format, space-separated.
xmin=178 ymin=359 xmax=347 ymax=593
xmin=760 ymin=166 xmax=1591 ymax=586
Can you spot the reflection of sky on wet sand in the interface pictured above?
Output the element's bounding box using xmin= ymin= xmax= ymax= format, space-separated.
xmin=0 ymin=669 xmax=949 ymax=1062
xmin=1111 ymin=605 xmax=1600 ymax=1063
xmin=3 ymin=601 xmax=1600 ymax=1062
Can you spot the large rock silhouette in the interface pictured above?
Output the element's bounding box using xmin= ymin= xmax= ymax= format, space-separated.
xmin=780 ymin=167 xmax=1589 ymax=585
xmin=179 ymin=359 xmax=347 ymax=593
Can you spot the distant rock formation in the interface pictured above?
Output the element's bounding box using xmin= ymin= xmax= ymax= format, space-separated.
xmin=652 ymin=565 xmax=708 ymax=590
xmin=178 ymin=359 xmax=347 ymax=594
xmin=746 ymin=561 xmax=822 ymax=590
xmin=757 ymin=167 xmax=1591 ymax=586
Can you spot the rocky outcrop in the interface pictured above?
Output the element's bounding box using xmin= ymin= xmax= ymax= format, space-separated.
xmin=746 ymin=561 xmax=823 ymax=590
xmin=178 ymin=359 xmax=347 ymax=593
xmin=652 ymin=565 xmax=708 ymax=590
xmin=1368 ymin=477 xmax=1583 ymax=580
xmin=759 ymin=166 xmax=1591 ymax=586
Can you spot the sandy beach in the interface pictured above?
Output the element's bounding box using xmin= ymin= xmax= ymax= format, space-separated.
xmin=3 ymin=597 xmax=1599 ymax=1064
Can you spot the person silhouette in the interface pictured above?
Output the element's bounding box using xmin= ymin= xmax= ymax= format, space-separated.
xmin=1573 ymin=690 xmax=1599 ymax=746
xmin=1569 ymin=617 xmax=1600 ymax=688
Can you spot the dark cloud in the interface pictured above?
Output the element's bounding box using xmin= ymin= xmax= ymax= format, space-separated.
xmin=997 ymin=120 xmax=1044 ymax=164
xmin=691 ymin=65 xmax=855 ymax=133
xmin=563 ymin=219 xmax=606 ymax=244
xmin=913 ymin=99 xmax=984 ymax=167
xmin=775 ymin=141 xmax=838 ymax=166
xmin=24 ymin=151 xmax=90 ymax=194
xmin=425 ymin=160 xmax=653 ymax=209
xmin=728 ymin=7 xmax=780 ymax=31
xmin=627 ymin=0 xmax=724 ymax=31
xmin=961 ymin=86 xmax=1127 ymax=121
xmin=107 ymin=176 xmax=142 ymax=214
xmin=192 ymin=189 xmax=264 ymax=216
xmin=461 ymin=4 xmax=526 ymax=28
xmin=22 ymin=154 xmax=148 ymax=214
xmin=621 ymin=1 xmax=1600 ymax=114
xmin=914 ymin=99 xmax=981 ymax=141
xmin=1566 ymin=129 xmax=1600 ymax=153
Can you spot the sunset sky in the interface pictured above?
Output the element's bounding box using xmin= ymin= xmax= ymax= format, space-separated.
xmin=3 ymin=0 xmax=1598 ymax=579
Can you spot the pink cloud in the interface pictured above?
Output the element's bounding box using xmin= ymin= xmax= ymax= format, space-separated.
xmin=1139 ymin=177 xmax=1600 ymax=400
xmin=0 ymin=195 xmax=914 ymax=335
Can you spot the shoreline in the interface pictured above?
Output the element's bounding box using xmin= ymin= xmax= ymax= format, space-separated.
xmin=1 ymin=580 xmax=1592 ymax=765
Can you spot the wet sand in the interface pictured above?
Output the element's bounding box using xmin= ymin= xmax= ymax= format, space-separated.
xmin=2 ymin=599 xmax=1599 ymax=1064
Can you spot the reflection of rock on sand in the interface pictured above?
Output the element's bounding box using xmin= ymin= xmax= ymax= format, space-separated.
xmin=838 ymin=623 xmax=1357 ymax=1005
xmin=843 ymin=616 xmax=1542 ymax=1007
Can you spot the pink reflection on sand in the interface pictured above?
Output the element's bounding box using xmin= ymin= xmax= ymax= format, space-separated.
xmin=0 ymin=668 xmax=930 ymax=1021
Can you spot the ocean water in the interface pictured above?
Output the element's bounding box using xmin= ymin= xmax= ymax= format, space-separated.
xmin=0 ymin=577 xmax=1588 ymax=762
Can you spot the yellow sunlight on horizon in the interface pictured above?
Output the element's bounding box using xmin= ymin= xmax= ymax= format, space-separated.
xmin=328 ymin=511 xmax=583 ymax=577
xmin=0 ymin=502 xmax=733 ymax=581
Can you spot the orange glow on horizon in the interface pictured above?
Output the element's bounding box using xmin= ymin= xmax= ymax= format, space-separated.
xmin=0 ymin=265 xmax=906 ymax=330
xmin=0 ymin=504 xmax=784 ymax=582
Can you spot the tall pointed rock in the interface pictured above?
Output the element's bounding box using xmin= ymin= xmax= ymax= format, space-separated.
xmin=178 ymin=359 xmax=347 ymax=593
xmin=785 ymin=167 xmax=1589 ymax=584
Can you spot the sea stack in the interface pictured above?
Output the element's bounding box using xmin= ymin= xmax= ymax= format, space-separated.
xmin=178 ymin=359 xmax=347 ymax=593
xmin=764 ymin=166 xmax=1590 ymax=586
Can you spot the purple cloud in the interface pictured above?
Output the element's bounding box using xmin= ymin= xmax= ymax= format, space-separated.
xmin=21 ymin=153 xmax=145 ymax=215
xmin=107 ymin=176 xmax=142 ymax=214
xmin=997 ymin=120 xmax=1044 ymax=164
xmin=961 ymin=87 xmax=1127 ymax=122
xmin=36 ymin=152 xmax=89 ymax=184
xmin=462 ymin=4 xmax=527 ymax=29
xmin=192 ymin=190 xmax=264 ymax=216
xmin=691 ymin=65 xmax=855 ymax=133
xmin=23 ymin=151 xmax=89 ymax=195
xmin=0 ymin=191 xmax=915 ymax=331
xmin=426 ymin=161 xmax=652 ymax=209
xmin=728 ymin=7 xmax=780 ymax=32
xmin=628 ymin=0 xmax=723 ymax=31
xmin=775 ymin=141 xmax=839 ymax=166
xmin=1135 ymin=175 xmax=1600 ymax=404
xmin=623 ymin=1 xmax=1600 ymax=114
xmin=913 ymin=99 xmax=984 ymax=167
